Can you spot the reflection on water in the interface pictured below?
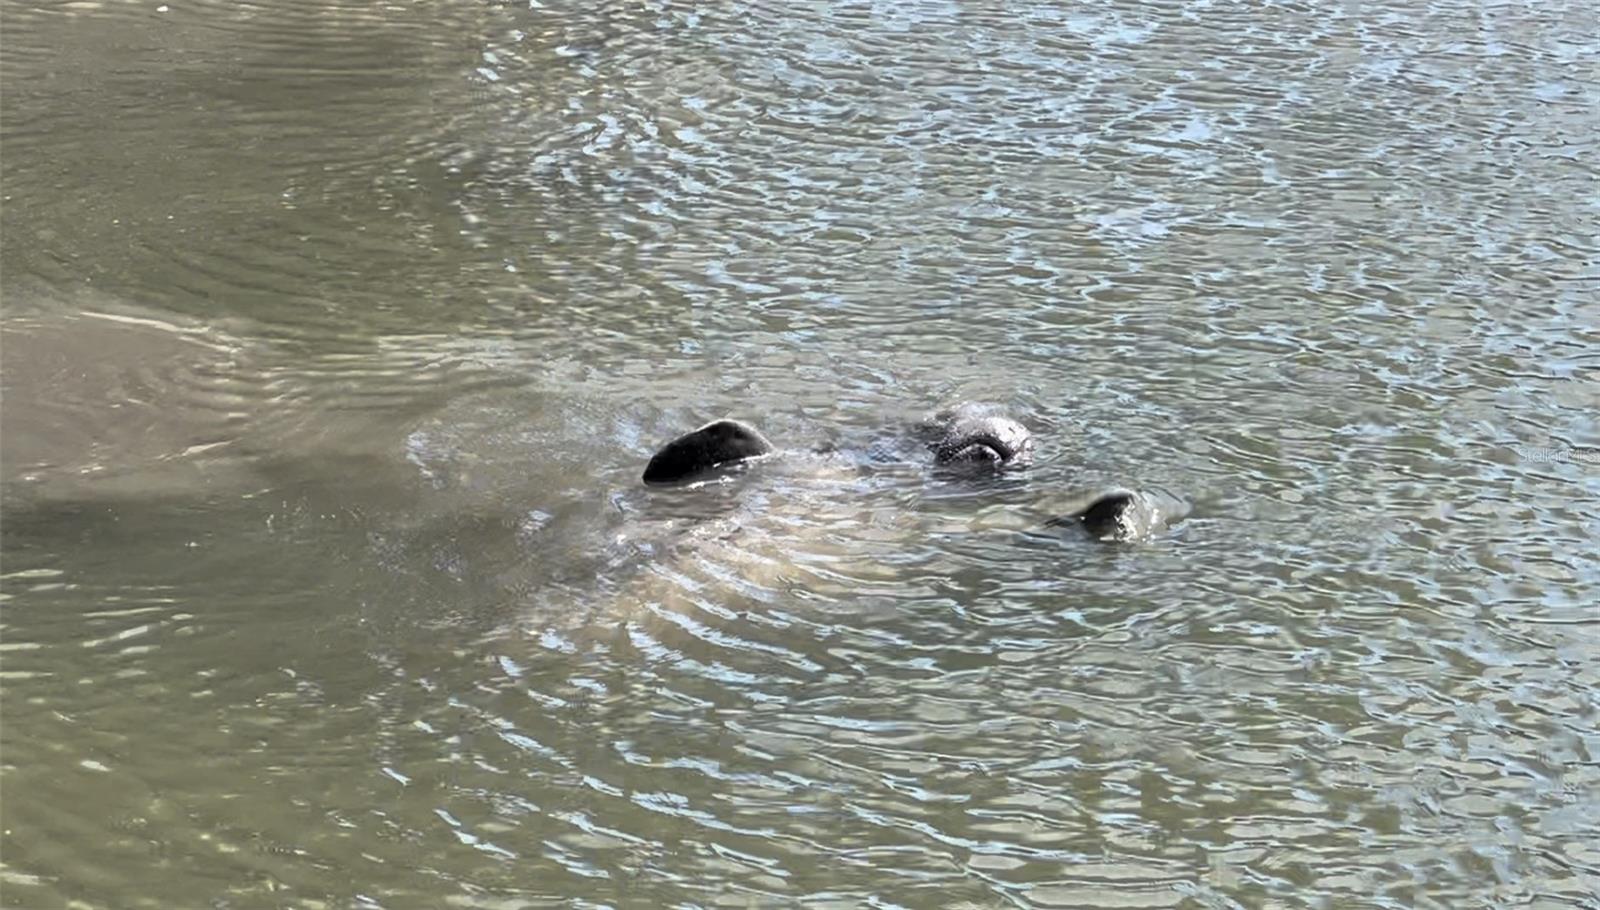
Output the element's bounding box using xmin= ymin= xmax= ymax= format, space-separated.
xmin=2 ymin=0 xmax=1597 ymax=906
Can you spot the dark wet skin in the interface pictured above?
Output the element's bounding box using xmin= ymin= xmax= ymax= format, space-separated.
xmin=641 ymin=419 xmax=776 ymax=485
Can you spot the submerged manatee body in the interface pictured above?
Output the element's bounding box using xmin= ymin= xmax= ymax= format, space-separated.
xmin=498 ymin=402 xmax=1186 ymax=648
xmin=600 ymin=406 xmax=1032 ymax=631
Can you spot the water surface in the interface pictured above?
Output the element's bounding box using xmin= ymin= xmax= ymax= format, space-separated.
xmin=2 ymin=0 xmax=1598 ymax=907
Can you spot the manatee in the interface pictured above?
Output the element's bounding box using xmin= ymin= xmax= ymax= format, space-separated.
xmin=641 ymin=404 xmax=1185 ymax=544
xmin=641 ymin=419 xmax=776 ymax=485
xmin=491 ymin=403 xmax=1185 ymax=651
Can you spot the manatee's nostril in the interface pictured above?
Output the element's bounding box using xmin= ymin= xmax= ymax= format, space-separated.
xmin=941 ymin=443 xmax=1004 ymax=465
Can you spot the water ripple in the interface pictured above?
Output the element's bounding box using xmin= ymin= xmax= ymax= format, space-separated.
xmin=4 ymin=0 xmax=1599 ymax=907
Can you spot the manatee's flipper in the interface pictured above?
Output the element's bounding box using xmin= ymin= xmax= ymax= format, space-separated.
xmin=926 ymin=404 xmax=1033 ymax=469
xmin=1048 ymin=488 xmax=1188 ymax=541
xmin=642 ymin=419 xmax=775 ymax=485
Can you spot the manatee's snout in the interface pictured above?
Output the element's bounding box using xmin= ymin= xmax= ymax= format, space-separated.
xmin=643 ymin=419 xmax=774 ymax=485
xmin=939 ymin=442 xmax=1008 ymax=465
xmin=931 ymin=413 xmax=1033 ymax=470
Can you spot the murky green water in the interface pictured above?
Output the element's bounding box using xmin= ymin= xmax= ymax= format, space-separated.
xmin=3 ymin=0 xmax=1598 ymax=907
